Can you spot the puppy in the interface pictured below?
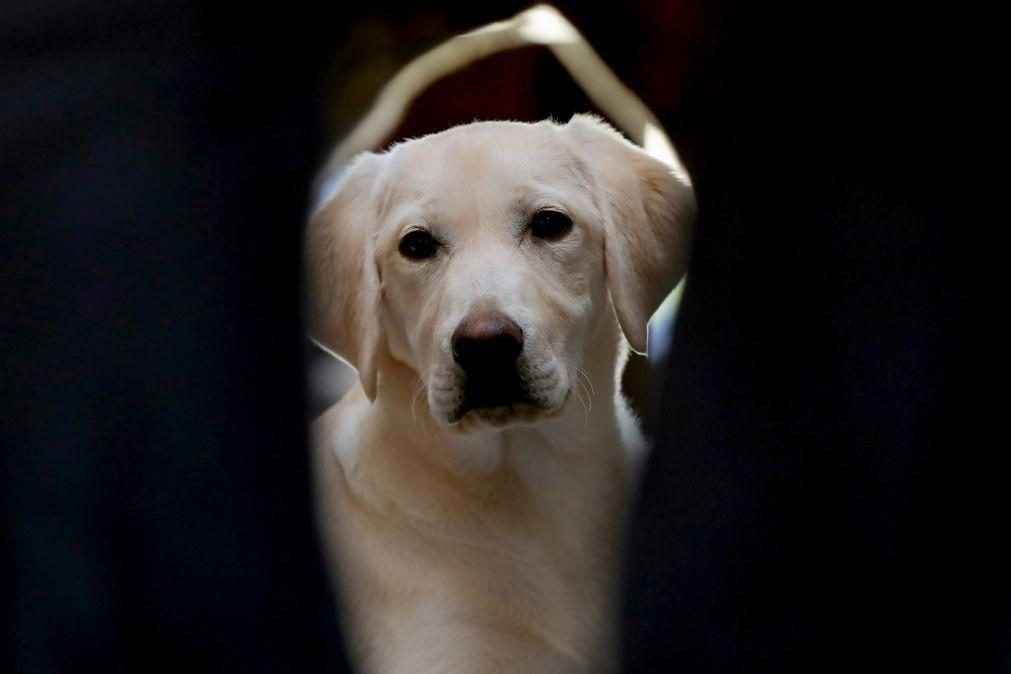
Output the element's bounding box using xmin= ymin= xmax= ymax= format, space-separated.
xmin=307 ymin=114 xmax=694 ymax=674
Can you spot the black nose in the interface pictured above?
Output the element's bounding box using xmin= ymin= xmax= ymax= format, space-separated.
xmin=452 ymin=312 xmax=524 ymax=371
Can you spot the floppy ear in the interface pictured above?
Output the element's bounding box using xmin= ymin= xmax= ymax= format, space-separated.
xmin=566 ymin=114 xmax=696 ymax=354
xmin=305 ymin=152 xmax=383 ymax=400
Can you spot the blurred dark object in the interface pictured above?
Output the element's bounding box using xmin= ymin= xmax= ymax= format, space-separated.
xmin=1 ymin=1 xmax=351 ymax=672
xmin=621 ymin=2 xmax=1005 ymax=672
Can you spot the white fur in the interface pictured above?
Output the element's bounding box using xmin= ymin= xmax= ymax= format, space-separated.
xmin=307 ymin=116 xmax=694 ymax=673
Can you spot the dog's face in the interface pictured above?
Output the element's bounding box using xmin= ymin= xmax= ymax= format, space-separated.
xmin=308 ymin=116 xmax=694 ymax=431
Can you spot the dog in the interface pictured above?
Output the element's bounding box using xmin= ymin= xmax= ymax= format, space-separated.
xmin=306 ymin=114 xmax=694 ymax=674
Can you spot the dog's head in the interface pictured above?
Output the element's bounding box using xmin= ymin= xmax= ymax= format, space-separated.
xmin=307 ymin=115 xmax=694 ymax=430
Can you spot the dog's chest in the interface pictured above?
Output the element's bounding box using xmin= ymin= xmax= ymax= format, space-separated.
xmin=335 ymin=451 xmax=622 ymax=673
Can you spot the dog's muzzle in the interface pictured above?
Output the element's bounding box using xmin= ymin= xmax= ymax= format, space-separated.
xmin=451 ymin=312 xmax=531 ymax=416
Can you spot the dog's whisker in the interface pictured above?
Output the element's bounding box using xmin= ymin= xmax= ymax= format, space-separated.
xmin=573 ymin=382 xmax=590 ymax=425
xmin=566 ymin=368 xmax=593 ymax=420
xmin=410 ymin=373 xmax=429 ymax=422
xmin=577 ymin=368 xmax=596 ymax=398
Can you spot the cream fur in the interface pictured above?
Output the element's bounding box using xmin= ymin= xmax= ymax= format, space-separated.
xmin=307 ymin=116 xmax=694 ymax=674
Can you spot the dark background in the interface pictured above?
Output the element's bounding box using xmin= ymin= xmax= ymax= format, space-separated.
xmin=2 ymin=1 xmax=1003 ymax=673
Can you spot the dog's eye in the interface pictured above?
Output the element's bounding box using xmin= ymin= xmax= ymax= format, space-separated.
xmin=529 ymin=210 xmax=573 ymax=240
xmin=399 ymin=230 xmax=439 ymax=260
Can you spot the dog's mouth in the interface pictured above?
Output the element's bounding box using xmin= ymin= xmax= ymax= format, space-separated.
xmin=449 ymin=399 xmax=566 ymax=430
xmin=447 ymin=367 xmax=561 ymax=428
xmin=461 ymin=367 xmax=526 ymax=410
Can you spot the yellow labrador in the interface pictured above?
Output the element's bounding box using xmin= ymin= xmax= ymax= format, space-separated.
xmin=307 ymin=115 xmax=694 ymax=674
